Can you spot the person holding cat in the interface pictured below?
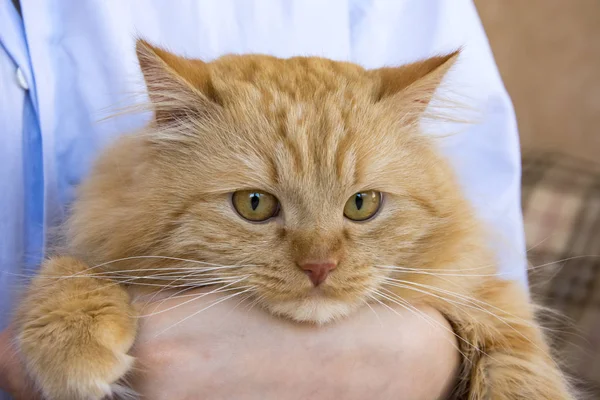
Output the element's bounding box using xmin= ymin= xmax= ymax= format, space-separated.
xmin=1 ymin=1 xmax=555 ymax=399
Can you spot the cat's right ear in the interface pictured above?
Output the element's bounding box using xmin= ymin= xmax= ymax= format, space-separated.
xmin=135 ymin=39 xmax=221 ymax=125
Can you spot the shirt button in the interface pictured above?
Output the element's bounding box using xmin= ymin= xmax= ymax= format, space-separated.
xmin=16 ymin=67 xmax=29 ymax=90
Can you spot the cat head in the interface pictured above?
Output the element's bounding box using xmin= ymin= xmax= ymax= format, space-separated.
xmin=71 ymin=40 xmax=480 ymax=324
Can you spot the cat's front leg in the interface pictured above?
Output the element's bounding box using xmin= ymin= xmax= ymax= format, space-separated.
xmin=15 ymin=256 xmax=137 ymax=400
xmin=449 ymin=280 xmax=574 ymax=400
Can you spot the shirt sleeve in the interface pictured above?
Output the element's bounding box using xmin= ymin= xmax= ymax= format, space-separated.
xmin=0 ymin=0 xmax=46 ymax=339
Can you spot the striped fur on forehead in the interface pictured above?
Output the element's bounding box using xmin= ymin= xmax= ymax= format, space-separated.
xmin=208 ymin=55 xmax=371 ymax=99
xmin=206 ymin=56 xmax=381 ymax=188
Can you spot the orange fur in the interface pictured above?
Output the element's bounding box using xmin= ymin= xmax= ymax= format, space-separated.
xmin=15 ymin=40 xmax=574 ymax=399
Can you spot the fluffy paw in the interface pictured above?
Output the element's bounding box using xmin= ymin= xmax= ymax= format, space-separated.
xmin=20 ymin=312 xmax=137 ymax=400
xmin=16 ymin=256 xmax=138 ymax=399
xmin=42 ymin=349 xmax=134 ymax=400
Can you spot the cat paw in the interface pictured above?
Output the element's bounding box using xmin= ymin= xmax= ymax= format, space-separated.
xmin=57 ymin=352 xmax=134 ymax=400
xmin=16 ymin=256 xmax=138 ymax=399
xmin=21 ymin=334 xmax=137 ymax=400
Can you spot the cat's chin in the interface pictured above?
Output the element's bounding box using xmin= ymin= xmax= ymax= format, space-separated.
xmin=266 ymin=295 xmax=362 ymax=325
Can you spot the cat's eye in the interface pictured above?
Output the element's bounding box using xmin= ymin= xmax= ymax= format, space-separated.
xmin=343 ymin=191 xmax=382 ymax=221
xmin=232 ymin=190 xmax=280 ymax=222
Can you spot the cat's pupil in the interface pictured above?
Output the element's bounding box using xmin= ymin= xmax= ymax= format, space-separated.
xmin=355 ymin=193 xmax=363 ymax=210
xmin=250 ymin=193 xmax=260 ymax=210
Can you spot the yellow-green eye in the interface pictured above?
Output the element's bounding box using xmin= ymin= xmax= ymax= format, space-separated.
xmin=343 ymin=191 xmax=382 ymax=221
xmin=232 ymin=190 xmax=279 ymax=222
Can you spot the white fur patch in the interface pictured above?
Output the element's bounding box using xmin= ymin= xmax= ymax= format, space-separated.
xmin=268 ymin=296 xmax=360 ymax=324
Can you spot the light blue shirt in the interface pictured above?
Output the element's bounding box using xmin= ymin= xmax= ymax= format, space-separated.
xmin=0 ymin=1 xmax=526 ymax=396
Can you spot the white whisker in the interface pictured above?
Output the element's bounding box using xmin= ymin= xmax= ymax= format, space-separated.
xmin=383 ymin=277 xmax=538 ymax=329
xmin=361 ymin=298 xmax=384 ymax=329
xmin=379 ymin=277 xmax=556 ymax=367
xmin=375 ymin=265 xmax=498 ymax=277
xmin=57 ymin=255 xmax=253 ymax=282
xmin=138 ymin=277 xmax=251 ymax=318
xmin=372 ymin=289 xmax=474 ymax=360
xmin=375 ymin=255 xmax=600 ymax=276
xmin=151 ymin=287 xmax=255 ymax=339
xmin=141 ymin=275 xmax=251 ymax=309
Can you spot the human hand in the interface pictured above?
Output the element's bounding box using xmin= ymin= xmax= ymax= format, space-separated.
xmin=129 ymin=289 xmax=459 ymax=400
xmin=0 ymin=326 xmax=37 ymax=400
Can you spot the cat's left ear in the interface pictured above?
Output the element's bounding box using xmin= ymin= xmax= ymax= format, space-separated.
xmin=371 ymin=50 xmax=460 ymax=113
xmin=135 ymin=39 xmax=221 ymax=124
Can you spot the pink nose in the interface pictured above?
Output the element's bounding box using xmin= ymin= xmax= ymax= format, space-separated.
xmin=299 ymin=261 xmax=337 ymax=286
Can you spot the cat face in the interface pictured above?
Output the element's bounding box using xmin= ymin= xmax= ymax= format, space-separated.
xmin=71 ymin=41 xmax=475 ymax=324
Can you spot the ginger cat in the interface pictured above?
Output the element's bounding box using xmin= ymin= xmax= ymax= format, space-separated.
xmin=14 ymin=40 xmax=574 ymax=399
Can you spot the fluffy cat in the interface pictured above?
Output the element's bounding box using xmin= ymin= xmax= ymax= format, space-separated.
xmin=14 ymin=40 xmax=574 ymax=399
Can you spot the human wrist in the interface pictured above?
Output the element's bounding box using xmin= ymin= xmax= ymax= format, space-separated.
xmin=0 ymin=328 xmax=16 ymax=394
xmin=0 ymin=327 xmax=34 ymax=399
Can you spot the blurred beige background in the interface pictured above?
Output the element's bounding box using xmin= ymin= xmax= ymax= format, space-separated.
xmin=476 ymin=0 xmax=600 ymax=163
xmin=475 ymin=2 xmax=600 ymax=396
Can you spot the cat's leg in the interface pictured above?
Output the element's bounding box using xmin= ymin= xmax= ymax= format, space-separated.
xmin=449 ymin=280 xmax=574 ymax=400
xmin=15 ymin=256 xmax=137 ymax=400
